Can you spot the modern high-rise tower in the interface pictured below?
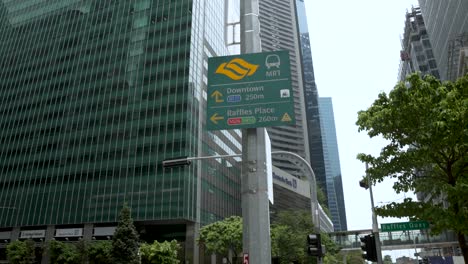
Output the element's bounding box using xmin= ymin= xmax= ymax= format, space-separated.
xmin=0 ymin=1 xmax=242 ymax=262
xmin=418 ymin=0 xmax=468 ymax=80
xmin=258 ymin=0 xmax=310 ymax=179
xmin=295 ymin=0 xmax=328 ymax=200
xmin=258 ymin=0 xmax=336 ymax=230
xmin=398 ymin=6 xmax=440 ymax=81
xmin=318 ymin=97 xmax=347 ymax=231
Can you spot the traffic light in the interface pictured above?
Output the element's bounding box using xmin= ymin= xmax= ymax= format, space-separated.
xmin=307 ymin=233 xmax=323 ymax=257
xmin=360 ymin=234 xmax=377 ymax=262
xmin=359 ymin=178 xmax=369 ymax=189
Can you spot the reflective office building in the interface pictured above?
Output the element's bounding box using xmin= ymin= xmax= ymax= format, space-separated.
xmin=318 ymin=97 xmax=347 ymax=231
xmin=295 ymin=0 xmax=327 ymax=202
xmin=0 ymin=0 xmax=241 ymax=262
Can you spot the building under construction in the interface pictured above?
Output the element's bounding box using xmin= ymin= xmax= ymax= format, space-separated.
xmin=398 ymin=6 xmax=439 ymax=81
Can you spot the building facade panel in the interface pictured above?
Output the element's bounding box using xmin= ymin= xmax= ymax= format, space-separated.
xmin=0 ymin=0 xmax=242 ymax=261
xmin=0 ymin=0 xmax=200 ymax=227
xmin=418 ymin=0 xmax=468 ymax=80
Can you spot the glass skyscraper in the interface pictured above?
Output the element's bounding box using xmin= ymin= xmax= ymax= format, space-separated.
xmin=318 ymin=97 xmax=347 ymax=231
xmin=295 ymin=0 xmax=327 ymax=200
xmin=0 ymin=0 xmax=241 ymax=262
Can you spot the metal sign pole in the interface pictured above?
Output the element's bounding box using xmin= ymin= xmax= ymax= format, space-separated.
xmin=367 ymin=163 xmax=383 ymax=264
xmin=240 ymin=0 xmax=272 ymax=263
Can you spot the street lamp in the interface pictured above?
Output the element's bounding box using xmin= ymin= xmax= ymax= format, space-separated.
xmin=163 ymin=151 xmax=321 ymax=233
xmin=163 ymin=151 xmax=323 ymax=263
xmin=360 ymin=163 xmax=383 ymax=264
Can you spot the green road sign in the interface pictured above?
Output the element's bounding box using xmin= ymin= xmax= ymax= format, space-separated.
xmin=381 ymin=221 xmax=430 ymax=232
xmin=206 ymin=50 xmax=295 ymax=130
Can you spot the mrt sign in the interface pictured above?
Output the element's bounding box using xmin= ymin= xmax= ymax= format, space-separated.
xmin=206 ymin=50 xmax=295 ymax=130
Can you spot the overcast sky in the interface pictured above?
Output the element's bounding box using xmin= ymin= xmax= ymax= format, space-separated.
xmin=304 ymin=0 xmax=419 ymax=244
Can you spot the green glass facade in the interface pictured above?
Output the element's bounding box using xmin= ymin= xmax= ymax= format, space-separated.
xmin=0 ymin=0 xmax=241 ymax=233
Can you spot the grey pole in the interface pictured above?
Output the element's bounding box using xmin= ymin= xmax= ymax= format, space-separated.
xmin=240 ymin=0 xmax=272 ymax=263
xmin=366 ymin=163 xmax=383 ymax=264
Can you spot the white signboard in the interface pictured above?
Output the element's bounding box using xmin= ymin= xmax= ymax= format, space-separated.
xmin=93 ymin=226 xmax=116 ymax=236
xmin=20 ymin=230 xmax=45 ymax=239
xmin=0 ymin=231 xmax=11 ymax=240
xmin=55 ymin=228 xmax=83 ymax=237
xmin=272 ymin=166 xmax=310 ymax=198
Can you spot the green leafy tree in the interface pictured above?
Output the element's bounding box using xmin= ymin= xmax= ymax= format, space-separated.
xmin=198 ymin=216 xmax=242 ymax=264
xmin=75 ymin=239 xmax=88 ymax=264
xmin=140 ymin=240 xmax=181 ymax=264
xmin=111 ymin=203 xmax=140 ymax=264
xmin=6 ymin=239 xmax=36 ymax=264
xmin=342 ymin=250 xmax=365 ymax=264
xmin=271 ymin=224 xmax=304 ymax=264
xmin=317 ymin=187 xmax=331 ymax=218
xmin=87 ymin=241 xmax=112 ymax=264
xmin=48 ymin=240 xmax=80 ymax=264
xmin=271 ymin=210 xmax=338 ymax=264
xmin=198 ymin=212 xmax=341 ymax=264
xmin=383 ymin=254 xmax=393 ymax=264
xmin=356 ymin=73 xmax=468 ymax=262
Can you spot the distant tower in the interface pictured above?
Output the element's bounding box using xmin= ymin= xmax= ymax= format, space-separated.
xmin=259 ymin=0 xmax=334 ymax=232
xmin=295 ymin=0 xmax=328 ymax=203
xmin=318 ymin=97 xmax=347 ymax=231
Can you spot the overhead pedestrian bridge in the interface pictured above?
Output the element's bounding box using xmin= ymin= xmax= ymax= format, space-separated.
xmin=329 ymin=229 xmax=459 ymax=251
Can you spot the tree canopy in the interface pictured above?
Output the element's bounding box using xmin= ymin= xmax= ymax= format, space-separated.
xmin=198 ymin=211 xmax=342 ymax=264
xmin=356 ymin=73 xmax=468 ymax=261
xmin=140 ymin=240 xmax=181 ymax=264
xmin=6 ymin=239 xmax=36 ymax=264
xmin=198 ymin=216 xmax=242 ymax=263
xmin=87 ymin=241 xmax=113 ymax=264
xmin=48 ymin=240 xmax=80 ymax=264
xmin=111 ymin=203 xmax=141 ymax=264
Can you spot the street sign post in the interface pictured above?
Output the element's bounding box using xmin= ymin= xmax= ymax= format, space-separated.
xmin=207 ymin=50 xmax=295 ymax=130
xmin=243 ymin=253 xmax=249 ymax=264
xmin=381 ymin=221 xmax=430 ymax=232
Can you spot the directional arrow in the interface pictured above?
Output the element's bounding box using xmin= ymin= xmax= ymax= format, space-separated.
xmin=210 ymin=113 xmax=224 ymax=124
xmin=211 ymin=90 xmax=224 ymax=103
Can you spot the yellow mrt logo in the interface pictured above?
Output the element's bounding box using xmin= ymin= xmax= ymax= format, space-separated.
xmin=215 ymin=58 xmax=259 ymax=80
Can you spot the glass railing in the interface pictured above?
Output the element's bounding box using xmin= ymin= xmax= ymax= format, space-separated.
xmin=329 ymin=229 xmax=458 ymax=250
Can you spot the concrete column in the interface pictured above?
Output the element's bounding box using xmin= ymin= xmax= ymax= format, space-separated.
xmin=185 ymin=222 xmax=200 ymax=264
xmin=228 ymin=248 xmax=233 ymax=263
xmin=40 ymin=225 xmax=55 ymax=264
xmin=10 ymin=227 xmax=20 ymax=241
xmin=83 ymin=224 xmax=93 ymax=241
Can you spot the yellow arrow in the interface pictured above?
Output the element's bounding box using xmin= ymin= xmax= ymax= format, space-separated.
xmin=211 ymin=90 xmax=224 ymax=103
xmin=210 ymin=113 xmax=224 ymax=124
